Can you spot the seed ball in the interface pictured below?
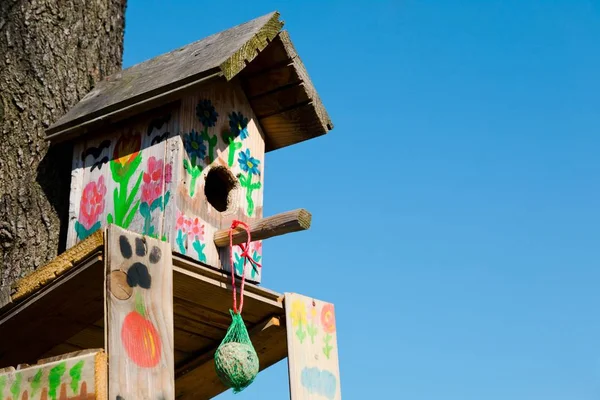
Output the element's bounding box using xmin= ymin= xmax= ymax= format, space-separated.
xmin=215 ymin=342 xmax=259 ymax=391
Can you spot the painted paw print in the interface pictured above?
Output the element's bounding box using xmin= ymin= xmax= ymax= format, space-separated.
xmin=109 ymin=235 xmax=162 ymax=300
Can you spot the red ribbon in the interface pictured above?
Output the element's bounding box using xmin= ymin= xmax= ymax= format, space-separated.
xmin=229 ymin=220 xmax=262 ymax=314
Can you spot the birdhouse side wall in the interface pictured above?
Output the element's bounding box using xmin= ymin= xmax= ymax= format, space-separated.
xmin=67 ymin=79 xmax=265 ymax=282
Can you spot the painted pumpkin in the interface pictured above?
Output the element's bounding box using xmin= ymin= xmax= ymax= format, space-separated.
xmin=121 ymin=311 xmax=162 ymax=368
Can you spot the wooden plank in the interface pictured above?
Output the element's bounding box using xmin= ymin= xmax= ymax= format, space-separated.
xmin=243 ymin=62 xmax=301 ymax=98
xmin=46 ymin=12 xmax=283 ymax=141
xmin=260 ymin=102 xmax=330 ymax=151
xmin=214 ymin=208 xmax=311 ymax=247
xmin=249 ymin=83 xmax=311 ymax=118
xmin=10 ymin=230 xmax=104 ymax=303
xmin=285 ymin=293 xmax=342 ymax=400
xmin=0 ymin=255 xmax=104 ymax=368
xmin=105 ymin=225 xmax=174 ymax=399
xmin=174 ymin=315 xmax=287 ymax=400
xmin=172 ymin=264 xmax=282 ymax=325
xmin=0 ymin=349 xmax=106 ymax=400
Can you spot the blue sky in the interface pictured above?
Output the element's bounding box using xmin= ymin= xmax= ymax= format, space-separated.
xmin=123 ymin=1 xmax=600 ymax=399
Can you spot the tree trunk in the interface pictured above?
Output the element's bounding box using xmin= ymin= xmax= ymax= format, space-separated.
xmin=0 ymin=0 xmax=127 ymax=285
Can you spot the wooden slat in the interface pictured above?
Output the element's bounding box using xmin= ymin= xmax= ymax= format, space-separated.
xmin=9 ymin=230 xmax=104 ymax=304
xmin=242 ymin=30 xmax=334 ymax=151
xmin=243 ymin=62 xmax=301 ymax=98
xmin=0 ymin=255 xmax=104 ymax=368
xmin=0 ymin=349 xmax=106 ymax=400
xmin=285 ymin=293 xmax=342 ymax=400
xmin=249 ymin=83 xmax=311 ymax=118
xmin=214 ymin=208 xmax=312 ymax=247
xmin=260 ymin=102 xmax=330 ymax=150
xmin=105 ymin=225 xmax=174 ymax=399
xmin=172 ymin=264 xmax=282 ymax=325
xmin=175 ymin=315 xmax=287 ymax=399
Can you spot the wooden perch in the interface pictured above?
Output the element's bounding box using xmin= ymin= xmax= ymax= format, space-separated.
xmin=214 ymin=209 xmax=311 ymax=247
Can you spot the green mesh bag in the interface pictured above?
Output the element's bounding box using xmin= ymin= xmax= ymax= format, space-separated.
xmin=214 ymin=310 xmax=260 ymax=393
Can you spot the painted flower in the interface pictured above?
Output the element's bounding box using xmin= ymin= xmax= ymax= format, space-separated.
xmin=290 ymin=299 xmax=307 ymax=327
xmin=183 ymin=129 xmax=207 ymax=161
xmin=321 ymin=303 xmax=336 ymax=334
xmin=196 ymin=99 xmax=218 ymax=127
xmin=228 ymin=111 xmax=249 ymax=139
xmin=189 ymin=217 xmax=204 ymax=240
xmin=113 ymin=131 xmax=141 ymax=167
xmin=176 ymin=210 xmax=188 ymax=233
xmin=252 ymin=241 xmax=262 ymax=255
xmin=141 ymin=157 xmax=172 ymax=205
xmin=238 ymin=149 xmax=260 ymax=176
xmin=79 ymin=176 xmax=106 ymax=230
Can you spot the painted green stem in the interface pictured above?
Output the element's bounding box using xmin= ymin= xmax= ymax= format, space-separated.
xmin=323 ymin=333 xmax=333 ymax=359
xmin=201 ymin=127 xmax=218 ymax=163
xmin=176 ymin=230 xmax=187 ymax=254
xmin=111 ymin=173 xmax=142 ymax=228
xmin=184 ymin=156 xmax=202 ymax=197
xmin=240 ymin=172 xmax=261 ymax=216
xmin=227 ymin=137 xmax=242 ymax=167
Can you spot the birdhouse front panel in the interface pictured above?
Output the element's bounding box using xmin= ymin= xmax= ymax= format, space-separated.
xmin=67 ymin=78 xmax=265 ymax=283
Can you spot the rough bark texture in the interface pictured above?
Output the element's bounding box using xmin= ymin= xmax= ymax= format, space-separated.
xmin=0 ymin=0 xmax=126 ymax=285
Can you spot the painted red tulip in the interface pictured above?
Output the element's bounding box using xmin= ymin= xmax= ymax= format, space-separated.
xmin=121 ymin=311 xmax=162 ymax=368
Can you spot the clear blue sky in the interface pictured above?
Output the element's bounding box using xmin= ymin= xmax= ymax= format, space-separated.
xmin=123 ymin=1 xmax=600 ymax=399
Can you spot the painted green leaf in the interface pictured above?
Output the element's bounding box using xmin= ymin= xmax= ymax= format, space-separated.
xmin=49 ymin=362 xmax=67 ymax=400
xmin=0 ymin=375 xmax=6 ymax=400
xmin=69 ymin=360 xmax=85 ymax=394
xmin=139 ymin=201 xmax=150 ymax=218
xmin=10 ymin=372 xmax=22 ymax=399
xmin=31 ymin=369 xmax=43 ymax=397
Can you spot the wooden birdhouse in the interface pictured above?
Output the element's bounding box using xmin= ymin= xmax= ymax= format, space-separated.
xmin=45 ymin=11 xmax=333 ymax=284
xmin=0 ymin=12 xmax=343 ymax=400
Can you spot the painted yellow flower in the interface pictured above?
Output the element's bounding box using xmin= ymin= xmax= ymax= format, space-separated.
xmin=290 ymin=299 xmax=307 ymax=327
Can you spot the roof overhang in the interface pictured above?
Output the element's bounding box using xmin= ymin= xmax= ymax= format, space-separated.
xmin=45 ymin=11 xmax=333 ymax=152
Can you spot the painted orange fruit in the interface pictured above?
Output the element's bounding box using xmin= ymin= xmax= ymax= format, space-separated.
xmin=121 ymin=311 xmax=162 ymax=368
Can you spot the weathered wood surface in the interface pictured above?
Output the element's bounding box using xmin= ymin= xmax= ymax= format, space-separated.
xmin=174 ymin=316 xmax=287 ymax=400
xmin=241 ymin=30 xmax=333 ymax=151
xmin=0 ymin=350 xmax=107 ymax=400
xmin=174 ymin=78 xmax=265 ymax=282
xmin=66 ymin=105 xmax=178 ymax=251
xmin=10 ymin=230 xmax=104 ymax=304
xmin=0 ymin=253 xmax=104 ymax=368
xmin=66 ymin=78 xmax=266 ymax=282
xmin=46 ymin=12 xmax=283 ymax=140
xmin=105 ymin=225 xmax=174 ymax=399
xmin=46 ymin=13 xmax=334 ymax=155
xmin=285 ymin=293 xmax=342 ymax=400
xmin=214 ymin=208 xmax=312 ymax=247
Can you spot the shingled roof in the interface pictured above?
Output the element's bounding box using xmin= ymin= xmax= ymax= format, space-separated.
xmin=45 ymin=11 xmax=333 ymax=152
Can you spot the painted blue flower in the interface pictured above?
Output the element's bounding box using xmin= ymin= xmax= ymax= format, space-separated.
xmin=183 ymin=129 xmax=206 ymax=161
xmin=229 ymin=111 xmax=249 ymax=139
xmin=196 ymin=99 xmax=218 ymax=127
xmin=238 ymin=149 xmax=260 ymax=176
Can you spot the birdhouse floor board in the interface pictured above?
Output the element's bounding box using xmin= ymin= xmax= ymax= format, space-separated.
xmin=0 ymin=227 xmax=288 ymax=399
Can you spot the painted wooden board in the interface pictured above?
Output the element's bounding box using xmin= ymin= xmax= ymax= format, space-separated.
xmin=68 ymin=78 xmax=265 ymax=283
xmin=285 ymin=293 xmax=342 ymax=400
xmin=0 ymin=349 xmax=106 ymax=400
xmin=105 ymin=225 xmax=174 ymax=399
xmin=67 ymin=105 xmax=177 ymax=249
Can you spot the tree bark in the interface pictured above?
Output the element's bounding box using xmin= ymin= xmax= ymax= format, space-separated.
xmin=0 ymin=0 xmax=126 ymax=285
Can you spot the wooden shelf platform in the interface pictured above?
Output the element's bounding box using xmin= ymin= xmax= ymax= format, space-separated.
xmin=0 ymin=232 xmax=287 ymax=399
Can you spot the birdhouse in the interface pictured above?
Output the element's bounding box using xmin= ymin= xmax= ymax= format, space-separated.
xmin=45 ymin=12 xmax=333 ymax=284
